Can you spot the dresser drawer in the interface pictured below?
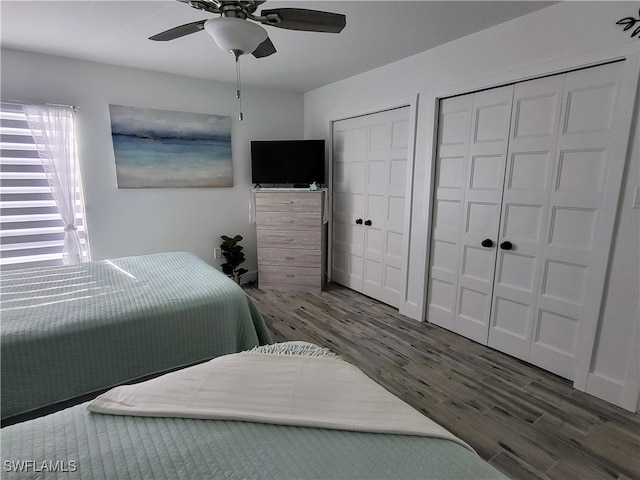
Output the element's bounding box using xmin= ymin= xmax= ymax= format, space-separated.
xmin=256 ymin=210 xmax=322 ymax=230
xmin=259 ymin=265 xmax=321 ymax=286
xmin=255 ymin=192 xmax=323 ymax=212
xmin=256 ymin=229 xmax=321 ymax=249
xmin=258 ymin=247 xmax=321 ymax=267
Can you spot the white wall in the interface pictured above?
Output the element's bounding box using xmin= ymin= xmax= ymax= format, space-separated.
xmin=304 ymin=1 xmax=640 ymax=411
xmin=1 ymin=48 xmax=304 ymax=276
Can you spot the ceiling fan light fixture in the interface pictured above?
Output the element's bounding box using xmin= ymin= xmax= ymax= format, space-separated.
xmin=204 ymin=17 xmax=267 ymax=56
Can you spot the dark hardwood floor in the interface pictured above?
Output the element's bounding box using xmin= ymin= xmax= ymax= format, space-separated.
xmin=244 ymin=282 xmax=640 ymax=480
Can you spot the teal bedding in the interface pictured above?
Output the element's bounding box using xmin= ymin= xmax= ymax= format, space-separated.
xmin=0 ymin=405 xmax=507 ymax=480
xmin=0 ymin=252 xmax=271 ymax=420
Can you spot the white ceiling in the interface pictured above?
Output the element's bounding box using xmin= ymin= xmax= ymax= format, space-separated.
xmin=0 ymin=1 xmax=556 ymax=93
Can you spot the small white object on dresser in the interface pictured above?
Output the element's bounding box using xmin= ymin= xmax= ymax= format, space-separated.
xmin=253 ymin=189 xmax=326 ymax=292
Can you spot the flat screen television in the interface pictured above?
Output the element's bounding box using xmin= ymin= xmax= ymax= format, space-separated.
xmin=251 ymin=140 xmax=325 ymax=186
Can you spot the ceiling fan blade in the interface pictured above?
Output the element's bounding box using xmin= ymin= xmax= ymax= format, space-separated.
xmin=149 ymin=20 xmax=207 ymax=41
xmin=260 ymin=8 xmax=346 ymax=33
xmin=252 ymin=37 xmax=277 ymax=58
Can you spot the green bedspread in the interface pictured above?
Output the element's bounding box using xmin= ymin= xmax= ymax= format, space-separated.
xmin=0 ymin=405 xmax=507 ymax=480
xmin=0 ymin=252 xmax=271 ymax=420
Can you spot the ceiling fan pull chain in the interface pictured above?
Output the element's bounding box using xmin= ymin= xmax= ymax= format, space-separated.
xmin=234 ymin=52 xmax=244 ymax=121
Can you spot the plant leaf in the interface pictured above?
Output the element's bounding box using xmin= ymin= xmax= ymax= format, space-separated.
xmin=616 ymin=17 xmax=634 ymax=26
xmin=618 ymin=17 xmax=638 ymax=31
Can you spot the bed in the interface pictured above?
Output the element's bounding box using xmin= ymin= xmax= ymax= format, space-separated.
xmin=0 ymin=251 xmax=271 ymax=422
xmin=1 ymin=343 xmax=507 ymax=479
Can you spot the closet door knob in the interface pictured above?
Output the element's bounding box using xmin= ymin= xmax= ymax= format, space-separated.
xmin=500 ymin=241 xmax=513 ymax=251
xmin=355 ymin=218 xmax=363 ymax=225
xmin=364 ymin=219 xmax=372 ymax=226
xmin=481 ymin=239 xmax=494 ymax=248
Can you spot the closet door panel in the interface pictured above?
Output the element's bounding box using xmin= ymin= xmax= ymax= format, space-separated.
xmin=530 ymin=61 xmax=625 ymax=379
xmin=361 ymin=119 xmax=390 ymax=301
xmin=332 ymin=119 xmax=366 ymax=289
xmin=428 ymin=95 xmax=472 ymax=330
xmin=454 ymin=85 xmax=514 ymax=343
xmin=488 ymin=74 xmax=564 ymax=360
xmin=362 ymin=109 xmax=410 ymax=307
xmin=382 ymin=116 xmax=411 ymax=306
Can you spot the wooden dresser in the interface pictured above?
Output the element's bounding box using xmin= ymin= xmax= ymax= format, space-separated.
xmin=254 ymin=189 xmax=326 ymax=292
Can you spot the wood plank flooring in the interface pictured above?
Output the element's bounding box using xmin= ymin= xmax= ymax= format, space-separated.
xmin=244 ymin=282 xmax=640 ymax=480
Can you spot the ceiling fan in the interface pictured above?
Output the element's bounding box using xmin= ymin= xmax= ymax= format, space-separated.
xmin=150 ymin=0 xmax=346 ymax=57
xmin=150 ymin=1 xmax=346 ymax=120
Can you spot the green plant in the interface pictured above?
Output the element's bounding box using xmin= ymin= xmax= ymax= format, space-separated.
xmin=220 ymin=234 xmax=248 ymax=283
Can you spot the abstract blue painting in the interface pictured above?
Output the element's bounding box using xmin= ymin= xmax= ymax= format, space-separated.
xmin=109 ymin=105 xmax=233 ymax=188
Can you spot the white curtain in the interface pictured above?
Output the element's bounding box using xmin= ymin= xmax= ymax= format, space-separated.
xmin=25 ymin=105 xmax=85 ymax=265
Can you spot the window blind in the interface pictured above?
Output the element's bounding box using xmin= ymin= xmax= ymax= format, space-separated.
xmin=0 ymin=102 xmax=88 ymax=270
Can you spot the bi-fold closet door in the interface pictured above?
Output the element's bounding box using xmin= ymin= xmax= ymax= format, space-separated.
xmin=331 ymin=107 xmax=410 ymax=308
xmin=428 ymin=61 xmax=625 ymax=380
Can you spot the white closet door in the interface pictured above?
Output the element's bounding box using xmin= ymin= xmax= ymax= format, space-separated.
xmin=428 ymin=86 xmax=514 ymax=342
xmin=362 ymin=107 xmax=410 ymax=306
xmin=487 ymin=74 xmax=565 ymax=361
xmin=428 ymin=95 xmax=473 ymax=330
xmin=488 ymin=62 xmax=626 ymax=380
xmin=454 ymin=86 xmax=514 ymax=342
xmin=528 ymin=61 xmax=626 ymax=379
xmin=332 ymin=116 xmax=367 ymax=290
xmin=430 ymin=61 xmax=627 ymax=381
xmin=332 ymin=107 xmax=410 ymax=308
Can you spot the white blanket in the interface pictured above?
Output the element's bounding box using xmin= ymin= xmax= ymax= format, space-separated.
xmin=88 ymin=352 xmax=472 ymax=451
